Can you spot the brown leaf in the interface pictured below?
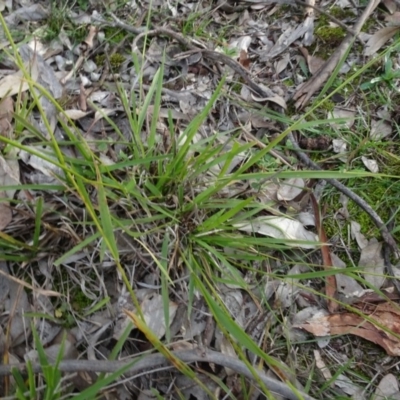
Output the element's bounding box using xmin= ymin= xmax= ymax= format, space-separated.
xmin=298 ymin=302 xmax=400 ymax=356
xmin=364 ymin=26 xmax=400 ymax=56
xmin=239 ymin=49 xmax=250 ymax=69
xmin=310 ymin=194 xmax=338 ymax=312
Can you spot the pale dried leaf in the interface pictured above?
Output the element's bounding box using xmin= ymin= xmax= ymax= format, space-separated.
xmin=20 ymin=44 xmax=62 ymax=99
xmin=0 ymin=155 xmax=20 ymax=199
xmin=141 ymin=293 xmax=178 ymax=338
xmin=308 ymin=54 xmax=325 ymax=75
xmin=229 ymin=35 xmax=252 ymax=52
xmin=264 ymin=95 xmax=287 ymax=109
xmin=277 ymin=177 xmax=305 ymax=201
xmin=381 ymin=0 xmax=397 ymax=14
xmin=93 ymin=108 xmax=119 ymax=123
xmin=336 ymin=273 xmax=364 ymax=297
xmin=297 ymin=211 xmax=315 ymax=227
xmin=275 ymin=264 xmax=303 ymax=308
xmin=251 ymin=92 xmax=287 ymax=109
xmin=350 ymin=221 xmax=368 ymax=249
xmin=0 ymin=96 xmax=14 ymax=138
xmin=361 ymin=156 xmax=379 ymax=173
xmin=0 ymin=71 xmax=32 ymax=98
xmin=338 ymin=193 xmax=350 ymax=219
xmin=183 ymin=298 xmax=208 ymax=339
xmin=234 ymin=216 xmax=318 ymax=248
xmin=385 ymin=11 xmax=400 ymax=25
xmin=364 ymin=26 xmax=400 ymax=56
xmin=314 ymin=350 xmax=332 ymax=380
xmin=329 ymin=107 xmax=356 ymax=129
xmin=331 ymin=253 xmax=364 ymax=297
xmin=303 ymin=15 xmax=315 ymax=46
xmin=222 ymin=290 xmax=243 ymax=321
xmin=274 ymin=53 xmax=290 ymax=75
xmin=7 ymin=279 xmax=32 ymax=347
xmin=267 ymin=22 xmax=313 ymax=60
xmin=44 ymin=339 xmax=78 ymax=363
xmin=294 ymin=312 xmax=331 ymax=336
xmin=352 ymin=389 xmax=367 ymax=400
xmin=5 ymin=4 xmax=48 ymax=24
xmin=332 ymin=139 xmax=347 ymax=154
xmin=373 ymin=374 xmax=399 ymax=400
xmin=370 ymin=119 xmax=392 ymax=140
xmin=264 ymin=280 xmax=280 ymax=300
xmin=275 ymin=281 xmax=299 ymax=308
xmin=293 ymin=307 xmax=328 ymax=325
xmin=359 ymin=240 xmax=385 ymax=289
xmin=63 ymin=109 xmax=90 ymax=120
xmin=335 ymin=374 xmax=361 ymax=395
xmin=19 ymin=146 xmax=64 ymax=178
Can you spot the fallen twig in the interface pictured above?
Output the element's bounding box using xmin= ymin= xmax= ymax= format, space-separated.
xmin=288 ymin=132 xmax=400 ymax=257
xmin=383 ymin=207 xmax=400 ymax=293
xmin=0 ymin=349 xmax=316 ymax=400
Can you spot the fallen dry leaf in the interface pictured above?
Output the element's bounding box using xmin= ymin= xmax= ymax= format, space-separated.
xmin=350 ymin=220 xmax=368 ymax=249
xmin=297 ymin=301 xmax=400 ymax=356
xmin=0 ymin=204 xmax=11 ymax=231
xmin=364 ymin=26 xmax=400 ymax=56
xmin=361 ymin=156 xmax=379 ymax=173
xmin=314 ymin=350 xmax=332 ymax=380
xmin=277 ymin=177 xmax=305 ymax=201
xmin=0 ymin=96 xmax=14 ymax=140
xmin=239 ymin=49 xmax=251 ymax=69
xmin=329 ymin=107 xmax=356 ymax=129
xmin=299 ymin=47 xmax=325 ymax=75
xmin=370 ymin=119 xmax=392 ymax=140
xmin=374 ymin=373 xmax=399 ymax=400
xmin=385 ymin=11 xmax=400 ymax=25
xmin=234 ymin=216 xmax=318 ymax=248
xmin=381 ymin=0 xmax=397 ymax=14
xmin=358 ymin=239 xmax=385 ymax=289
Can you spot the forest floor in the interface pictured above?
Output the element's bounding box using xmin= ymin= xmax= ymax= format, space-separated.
xmin=1 ymin=0 xmax=400 ymax=399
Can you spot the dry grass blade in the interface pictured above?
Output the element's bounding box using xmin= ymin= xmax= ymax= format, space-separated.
xmin=0 ymin=268 xmax=61 ymax=297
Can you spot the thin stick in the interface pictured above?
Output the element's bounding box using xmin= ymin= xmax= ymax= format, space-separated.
xmin=0 ymin=349 xmax=316 ymax=400
xmin=383 ymin=207 xmax=400 ymax=293
xmin=288 ymin=132 xmax=399 ymax=256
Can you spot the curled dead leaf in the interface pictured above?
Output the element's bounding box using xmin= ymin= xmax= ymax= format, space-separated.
xmin=298 ymin=302 xmax=400 ymax=356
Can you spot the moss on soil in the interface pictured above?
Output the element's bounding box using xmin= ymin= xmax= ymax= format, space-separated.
xmin=95 ymin=53 xmax=126 ymax=70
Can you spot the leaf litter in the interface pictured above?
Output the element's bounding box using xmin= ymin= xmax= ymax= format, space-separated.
xmin=0 ymin=0 xmax=400 ymax=398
